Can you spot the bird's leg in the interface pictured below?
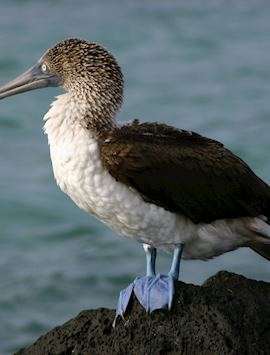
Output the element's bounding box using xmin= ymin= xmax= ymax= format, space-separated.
xmin=113 ymin=243 xmax=184 ymax=326
xmin=144 ymin=244 xmax=156 ymax=277
xmin=167 ymin=244 xmax=184 ymax=309
xmin=113 ymin=244 xmax=157 ymax=326
xmin=133 ymin=243 xmax=184 ymax=313
xmin=169 ymin=244 xmax=184 ymax=279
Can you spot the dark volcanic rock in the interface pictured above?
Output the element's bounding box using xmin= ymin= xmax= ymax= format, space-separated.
xmin=15 ymin=271 xmax=270 ymax=355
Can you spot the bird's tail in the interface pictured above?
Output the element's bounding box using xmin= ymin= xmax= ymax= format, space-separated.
xmin=250 ymin=243 xmax=270 ymax=261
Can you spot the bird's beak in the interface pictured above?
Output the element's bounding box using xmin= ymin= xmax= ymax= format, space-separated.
xmin=0 ymin=62 xmax=62 ymax=100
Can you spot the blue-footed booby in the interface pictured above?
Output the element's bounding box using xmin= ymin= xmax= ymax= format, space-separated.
xmin=1 ymin=38 xmax=270 ymax=325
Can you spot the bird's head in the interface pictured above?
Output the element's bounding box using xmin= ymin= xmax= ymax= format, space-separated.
xmin=0 ymin=38 xmax=124 ymax=120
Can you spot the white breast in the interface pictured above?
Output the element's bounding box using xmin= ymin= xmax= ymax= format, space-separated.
xmin=43 ymin=94 xmax=193 ymax=247
xmin=43 ymin=94 xmax=269 ymax=260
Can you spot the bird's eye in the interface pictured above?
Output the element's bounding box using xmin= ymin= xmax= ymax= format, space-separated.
xmin=41 ymin=63 xmax=49 ymax=73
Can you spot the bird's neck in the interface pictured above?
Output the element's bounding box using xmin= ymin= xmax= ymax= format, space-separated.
xmin=43 ymin=92 xmax=117 ymax=143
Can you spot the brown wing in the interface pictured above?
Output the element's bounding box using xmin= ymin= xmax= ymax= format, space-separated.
xmin=101 ymin=121 xmax=270 ymax=224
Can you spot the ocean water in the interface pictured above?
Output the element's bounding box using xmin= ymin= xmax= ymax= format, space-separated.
xmin=0 ymin=0 xmax=270 ymax=353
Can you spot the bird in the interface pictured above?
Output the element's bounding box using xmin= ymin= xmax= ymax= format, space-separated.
xmin=0 ymin=38 xmax=270 ymax=325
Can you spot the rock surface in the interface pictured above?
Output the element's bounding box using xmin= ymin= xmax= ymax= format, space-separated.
xmin=15 ymin=271 xmax=270 ymax=355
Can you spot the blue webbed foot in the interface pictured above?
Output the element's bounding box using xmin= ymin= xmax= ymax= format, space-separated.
xmin=134 ymin=274 xmax=174 ymax=312
xmin=113 ymin=244 xmax=184 ymax=327
xmin=113 ymin=274 xmax=175 ymax=326
xmin=113 ymin=282 xmax=134 ymax=327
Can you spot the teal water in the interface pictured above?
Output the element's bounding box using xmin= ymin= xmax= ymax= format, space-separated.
xmin=1 ymin=1 xmax=270 ymax=353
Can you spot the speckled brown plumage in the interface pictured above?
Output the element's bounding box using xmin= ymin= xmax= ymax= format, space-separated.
xmin=43 ymin=38 xmax=123 ymax=135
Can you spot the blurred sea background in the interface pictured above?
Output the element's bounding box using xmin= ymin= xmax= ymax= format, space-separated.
xmin=0 ymin=0 xmax=270 ymax=353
